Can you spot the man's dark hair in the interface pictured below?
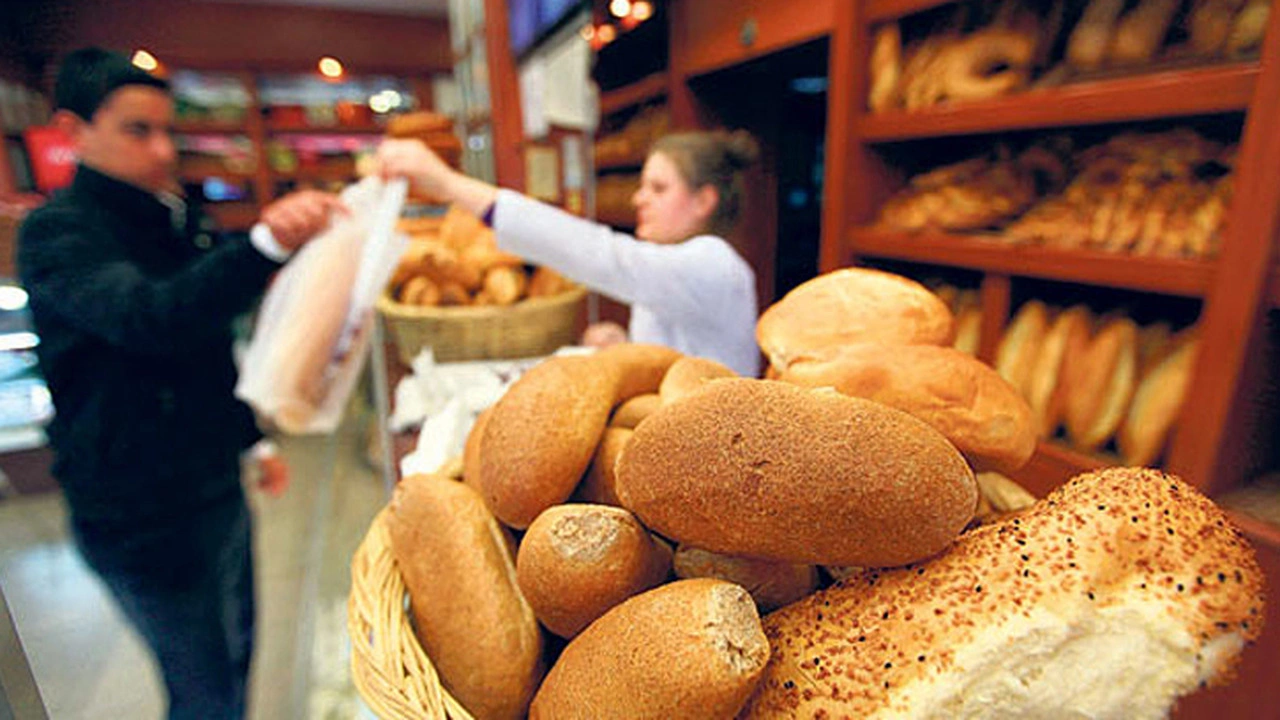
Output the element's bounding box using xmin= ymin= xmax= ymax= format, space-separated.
xmin=54 ymin=47 xmax=170 ymax=121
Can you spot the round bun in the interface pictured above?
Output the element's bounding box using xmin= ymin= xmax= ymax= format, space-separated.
xmin=756 ymin=268 xmax=955 ymax=370
xmin=659 ymin=356 xmax=737 ymax=405
xmin=742 ymin=468 xmax=1265 ymax=719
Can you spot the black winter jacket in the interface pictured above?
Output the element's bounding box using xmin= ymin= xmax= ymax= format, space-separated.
xmin=18 ymin=165 xmax=282 ymax=526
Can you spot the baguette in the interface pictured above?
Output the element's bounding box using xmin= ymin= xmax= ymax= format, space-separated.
xmin=868 ymin=23 xmax=903 ymax=112
xmin=616 ymin=379 xmax=976 ymax=567
xmin=1119 ymin=331 xmax=1199 ymax=466
xmin=741 ymin=468 xmax=1265 ymax=719
xmin=756 ymin=268 xmax=954 ymax=370
xmin=529 ymin=579 xmax=769 ymax=719
xmin=1027 ymin=305 xmax=1092 ymax=438
xmin=673 ymin=545 xmax=818 ymax=613
xmin=996 ymin=300 xmax=1051 ymax=398
xmin=778 ymin=343 xmax=1036 ymax=473
xmin=386 ymin=474 xmax=543 ymax=720
xmin=516 ymin=504 xmax=672 ymax=638
xmin=478 ymin=355 xmax=616 ymax=528
xmin=1065 ymin=316 xmax=1139 ymax=451
xmin=1108 ymin=0 xmax=1181 ymax=65
xmin=1067 ymin=0 xmax=1127 ymax=70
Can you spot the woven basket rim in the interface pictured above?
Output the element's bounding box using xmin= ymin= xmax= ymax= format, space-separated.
xmin=376 ymin=285 xmax=587 ymax=320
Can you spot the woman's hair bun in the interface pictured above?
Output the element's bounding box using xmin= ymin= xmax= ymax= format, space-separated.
xmin=722 ymin=130 xmax=760 ymax=170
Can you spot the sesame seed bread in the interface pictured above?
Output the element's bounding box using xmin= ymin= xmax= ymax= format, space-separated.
xmin=615 ymin=379 xmax=977 ymax=567
xmin=740 ymin=468 xmax=1265 ymax=719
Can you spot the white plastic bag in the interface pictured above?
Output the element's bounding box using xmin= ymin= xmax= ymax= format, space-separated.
xmin=236 ymin=177 xmax=408 ymax=434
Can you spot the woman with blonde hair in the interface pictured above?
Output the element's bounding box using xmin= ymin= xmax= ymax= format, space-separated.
xmin=377 ymin=129 xmax=761 ymax=376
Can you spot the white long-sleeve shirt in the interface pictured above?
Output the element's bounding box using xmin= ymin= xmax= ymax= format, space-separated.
xmin=493 ymin=189 xmax=761 ymax=376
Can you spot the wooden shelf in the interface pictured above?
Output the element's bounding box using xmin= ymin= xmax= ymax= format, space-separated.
xmin=174 ymin=120 xmax=248 ymax=134
xmin=596 ymin=209 xmax=636 ymax=229
xmin=856 ymin=62 xmax=1260 ymax=141
xmin=1009 ymin=440 xmax=1111 ymax=499
xmin=179 ymin=168 xmax=255 ymax=182
xmin=266 ymin=121 xmax=385 ymax=135
xmin=866 ymin=0 xmax=956 ymax=22
xmin=851 ymin=227 xmax=1216 ymax=298
xmin=599 ymin=73 xmax=669 ymax=117
xmin=1271 ymin=265 xmax=1280 ymax=308
xmin=271 ymin=165 xmax=358 ymax=183
xmin=594 ymin=154 xmax=647 ymax=172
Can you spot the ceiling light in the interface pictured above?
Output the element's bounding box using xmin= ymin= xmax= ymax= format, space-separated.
xmin=131 ymin=49 xmax=159 ymax=72
xmin=597 ymin=24 xmax=617 ymax=44
xmin=579 ymin=24 xmax=594 ymax=41
xmin=632 ymin=1 xmax=653 ymax=21
xmin=318 ymin=56 xmax=344 ymax=79
xmin=0 ymin=286 xmax=28 ymax=311
xmin=609 ymin=0 xmax=631 ymax=19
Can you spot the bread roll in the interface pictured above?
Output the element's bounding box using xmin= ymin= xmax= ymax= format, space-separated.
xmin=1225 ymin=0 xmax=1270 ymax=56
xmin=756 ymin=268 xmax=954 ymax=370
xmin=1108 ymin=0 xmax=1181 ymax=65
xmin=1027 ymin=305 xmax=1092 ymax=437
xmin=1067 ymin=0 xmax=1126 ymax=70
xmin=868 ymin=23 xmax=903 ymax=112
xmin=386 ymin=474 xmax=543 ymax=720
xmin=975 ymin=471 xmax=1037 ymax=513
xmin=479 ymin=355 xmax=616 ymax=528
xmin=574 ymin=426 xmax=632 ymax=507
xmin=615 ymin=379 xmax=976 ymax=567
xmin=517 ymin=504 xmax=671 ymax=638
xmin=778 ymin=343 xmax=1036 ymax=473
xmin=462 ymin=405 xmax=493 ymax=490
xmin=1119 ymin=331 xmax=1198 ymax=466
xmin=741 ymin=468 xmax=1265 ymax=719
xmin=673 ymin=545 xmax=818 ymax=613
xmin=658 ymin=356 xmax=737 ymax=405
xmin=528 ymin=266 xmax=572 ymax=298
xmin=529 ymin=579 xmax=769 ymax=719
xmin=610 ymin=393 xmax=660 ymax=429
xmin=594 ymin=343 xmax=683 ymax=403
xmin=952 ymin=303 xmax=982 ymax=356
xmin=482 ymin=265 xmax=527 ymax=306
xmin=1065 ymin=316 xmax=1139 ymax=451
xmin=996 ymin=300 xmax=1051 ymax=397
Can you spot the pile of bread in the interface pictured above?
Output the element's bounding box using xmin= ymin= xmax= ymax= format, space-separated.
xmin=594 ymin=105 xmax=670 ymax=168
xmin=387 ymin=205 xmax=574 ymax=308
xmin=595 ymin=173 xmax=641 ymax=227
xmin=995 ymin=298 xmax=1200 ymax=465
xmin=869 ymin=0 xmax=1271 ymax=113
xmin=378 ymin=267 xmax=1263 ymax=719
xmin=878 ymin=128 xmax=1233 ymax=259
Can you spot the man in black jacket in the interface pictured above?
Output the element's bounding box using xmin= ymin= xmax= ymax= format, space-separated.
xmin=17 ymin=48 xmax=342 ymax=719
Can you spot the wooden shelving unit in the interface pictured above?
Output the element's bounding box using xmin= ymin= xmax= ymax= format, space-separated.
xmin=265 ymin=121 xmax=386 ymax=135
xmin=1271 ymin=266 xmax=1280 ymax=308
xmin=856 ymin=62 xmax=1260 ymax=141
xmin=851 ymin=228 xmax=1217 ymax=298
xmin=599 ymin=72 xmax=669 ymax=117
xmin=174 ymin=120 xmax=249 ymax=134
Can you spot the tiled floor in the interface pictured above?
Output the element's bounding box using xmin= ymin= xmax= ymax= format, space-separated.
xmin=0 ymin=403 xmax=388 ymax=719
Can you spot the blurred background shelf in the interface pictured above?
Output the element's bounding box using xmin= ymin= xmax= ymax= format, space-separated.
xmin=599 ymin=72 xmax=669 ymax=116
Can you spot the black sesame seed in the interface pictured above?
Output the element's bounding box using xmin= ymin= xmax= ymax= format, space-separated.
xmin=884 ymin=662 xmax=892 ymax=669
xmin=1098 ymin=505 xmax=1106 ymax=510
xmin=882 ymin=611 xmax=890 ymax=620
xmin=1177 ymin=584 xmax=1185 ymax=592
xmin=918 ymin=655 xmax=926 ymax=662
xmin=884 ymin=681 xmax=891 ymax=689
xmin=1167 ymin=528 xmax=1175 ymax=536
xmin=1020 ymin=554 xmax=1030 ymax=562
xmin=975 ymin=585 xmax=983 ymax=593
xmin=1219 ymin=573 xmax=1227 ymax=582
xmin=1087 ymin=592 xmax=1095 ymax=600
xmin=858 ymin=635 xmax=866 ymax=642
xmin=784 ymin=680 xmax=795 ymax=689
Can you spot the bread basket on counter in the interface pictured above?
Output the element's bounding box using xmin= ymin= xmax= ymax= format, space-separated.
xmin=349 ymin=507 xmax=473 ymax=720
xmin=376 ymin=285 xmax=586 ymax=365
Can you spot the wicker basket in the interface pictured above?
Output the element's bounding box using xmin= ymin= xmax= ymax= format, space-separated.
xmin=349 ymin=507 xmax=476 ymax=720
xmin=376 ymin=286 xmax=587 ymax=365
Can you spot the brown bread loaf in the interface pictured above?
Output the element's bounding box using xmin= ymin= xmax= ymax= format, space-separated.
xmin=741 ymin=468 xmax=1265 ymax=719
xmin=478 ymin=355 xmax=616 ymax=528
xmin=573 ymin=426 xmax=632 ymax=507
xmin=516 ymin=504 xmax=672 ymax=638
xmin=1119 ymin=330 xmax=1199 ymax=466
xmin=673 ymin=545 xmax=818 ymax=613
xmin=1027 ymin=305 xmax=1092 ymax=437
xmin=462 ymin=405 xmax=493 ymax=490
xmin=594 ymin=342 xmax=683 ymax=402
xmin=615 ymin=379 xmax=977 ymax=567
xmin=529 ymin=579 xmax=769 ymax=719
xmin=996 ymin=300 xmax=1051 ymax=398
xmin=658 ymin=355 xmax=737 ymax=405
xmin=385 ymin=474 xmax=543 ymax=720
xmin=778 ymin=343 xmax=1036 ymax=473
xmin=610 ymin=393 xmax=660 ymax=429
xmin=755 ymin=268 xmax=954 ymax=370
xmin=1065 ymin=316 xmax=1139 ymax=451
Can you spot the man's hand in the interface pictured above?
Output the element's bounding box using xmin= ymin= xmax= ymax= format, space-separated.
xmin=260 ymin=190 xmax=347 ymax=251
xmin=376 ymin=139 xmax=456 ymax=199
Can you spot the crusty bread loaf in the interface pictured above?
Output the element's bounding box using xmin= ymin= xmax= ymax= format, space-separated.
xmin=996 ymin=300 xmax=1051 ymax=398
xmin=868 ymin=23 xmax=903 ymax=112
xmin=778 ymin=343 xmax=1036 ymax=473
xmin=478 ymin=355 xmax=616 ymax=528
xmin=386 ymin=474 xmax=543 ymax=720
xmin=616 ymin=379 xmax=976 ymax=567
xmin=462 ymin=405 xmax=493 ymax=490
xmin=1119 ymin=331 xmax=1198 ymax=466
xmin=516 ymin=504 xmax=671 ymax=638
xmin=1027 ymin=305 xmax=1092 ymax=437
xmin=529 ymin=579 xmax=769 ymax=719
xmin=755 ymin=268 xmax=954 ymax=370
xmin=741 ymin=468 xmax=1265 ymax=719
xmin=594 ymin=343 xmax=683 ymax=402
xmin=573 ymin=426 xmax=632 ymax=508
xmin=1066 ymin=316 xmax=1138 ymax=451
xmin=610 ymin=393 xmax=660 ymax=429
xmin=659 ymin=356 xmax=737 ymax=405
xmin=673 ymin=545 xmax=818 ymax=613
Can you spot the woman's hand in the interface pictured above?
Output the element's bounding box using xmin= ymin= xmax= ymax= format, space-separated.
xmin=376 ymin=139 xmax=456 ymax=199
xmin=582 ymin=321 xmax=628 ymax=349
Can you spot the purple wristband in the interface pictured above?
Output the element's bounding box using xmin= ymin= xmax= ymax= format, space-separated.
xmin=480 ymin=202 xmax=496 ymax=228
